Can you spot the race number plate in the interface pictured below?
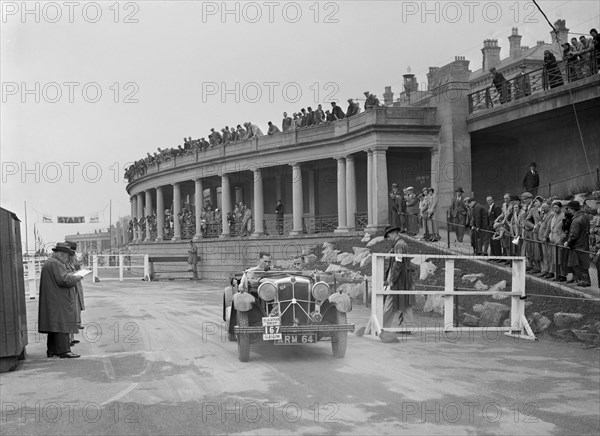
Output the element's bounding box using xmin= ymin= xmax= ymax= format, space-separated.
xmin=275 ymin=334 xmax=316 ymax=345
xmin=262 ymin=317 xmax=282 ymax=340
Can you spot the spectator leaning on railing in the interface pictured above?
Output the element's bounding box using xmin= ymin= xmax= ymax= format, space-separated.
xmin=564 ymin=200 xmax=591 ymax=287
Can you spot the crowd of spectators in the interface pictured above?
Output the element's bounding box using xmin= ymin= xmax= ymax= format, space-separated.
xmin=389 ymin=184 xmax=441 ymax=242
xmin=488 ymin=28 xmax=600 ymax=104
xmin=128 ymin=200 xmax=259 ymax=240
xmin=124 ymin=91 xmax=382 ymax=182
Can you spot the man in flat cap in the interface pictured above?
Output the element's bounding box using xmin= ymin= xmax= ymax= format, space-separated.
xmin=38 ymin=243 xmax=82 ymax=358
xmin=564 ymin=201 xmax=591 ymax=287
xmin=450 ymin=187 xmax=468 ymax=243
xmin=363 ymin=91 xmax=381 ymax=111
xmin=522 ymin=162 xmax=540 ymax=197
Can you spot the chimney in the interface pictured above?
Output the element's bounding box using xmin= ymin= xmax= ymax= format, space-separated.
xmin=403 ymin=67 xmax=418 ymax=93
xmin=521 ymin=45 xmax=530 ymax=51
xmin=427 ymin=67 xmax=439 ymax=90
xmin=551 ymin=19 xmax=569 ymax=46
xmin=508 ymin=27 xmax=522 ymax=59
xmin=383 ymin=86 xmax=394 ymax=106
xmin=481 ymin=39 xmax=501 ymax=72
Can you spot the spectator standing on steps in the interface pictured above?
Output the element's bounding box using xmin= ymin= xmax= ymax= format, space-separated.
xmin=522 ymin=162 xmax=540 ymax=197
xmin=564 ymin=201 xmax=591 ymax=287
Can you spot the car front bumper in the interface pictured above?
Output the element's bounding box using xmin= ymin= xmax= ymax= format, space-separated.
xmin=234 ymin=324 xmax=355 ymax=334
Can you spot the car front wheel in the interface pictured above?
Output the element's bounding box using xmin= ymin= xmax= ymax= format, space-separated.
xmin=331 ymin=311 xmax=348 ymax=358
xmin=237 ymin=311 xmax=250 ymax=362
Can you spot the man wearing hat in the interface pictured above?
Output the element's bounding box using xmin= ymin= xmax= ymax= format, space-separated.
xmin=330 ymin=102 xmax=345 ymax=120
xmin=405 ymin=187 xmax=419 ymax=236
xmin=389 ymin=183 xmax=402 ymax=229
xmin=450 ymin=187 xmax=468 ymax=243
xmin=522 ymin=163 xmax=540 ymax=197
xmin=38 ymin=243 xmax=82 ymax=358
xmin=514 ymin=64 xmax=531 ymax=99
xmin=65 ymin=241 xmax=85 ymax=345
xmin=383 ymin=226 xmax=417 ymax=327
xmin=564 ymin=201 xmax=591 ymax=287
xmin=363 ymin=91 xmax=381 ymax=111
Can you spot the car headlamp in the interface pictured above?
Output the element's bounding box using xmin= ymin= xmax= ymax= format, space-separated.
xmin=312 ymin=282 xmax=330 ymax=301
xmin=258 ymin=282 xmax=277 ymax=302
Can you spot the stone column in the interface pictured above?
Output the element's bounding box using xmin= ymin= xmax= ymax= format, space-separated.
xmin=130 ymin=196 xmax=137 ymax=242
xmin=173 ymin=183 xmax=182 ymax=240
xmin=290 ymin=163 xmax=304 ymax=236
xmin=335 ymin=157 xmax=348 ymax=232
xmin=366 ymin=150 xmax=373 ymax=228
xmin=221 ymin=174 xmax=231 ymax=237
xmin=144 ymin=190 xmax=153 ymax=241
xmin=252 ymin=168 xmax=264 ymax=237
xmin=136 ymin=192 xmax=144 ymax=241
xmin=430 ymin=146 xmax=441 ymax=232
xmin=156 ymin=186 xmax=164 ymax=241
xmin=371 ymin=148 xmax=389 ymax=230
xmin=346 ymin=154 xmax=357 ymax=231
xmin=194 ymin=178 xmax=203 ymax=240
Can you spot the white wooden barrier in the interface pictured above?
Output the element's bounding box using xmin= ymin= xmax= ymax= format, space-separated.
xmin=92 ymin=254 xmax=150 ymax=282
xmin=365 ymin=254 xmax=536 ymax=341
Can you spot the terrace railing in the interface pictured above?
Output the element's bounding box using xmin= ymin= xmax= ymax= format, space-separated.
xmin=468 ymin=50 xmax=598 ymax=115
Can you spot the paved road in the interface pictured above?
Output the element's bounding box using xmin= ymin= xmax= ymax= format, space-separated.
xmin=1 ymin=279 xmax=599 ymax=435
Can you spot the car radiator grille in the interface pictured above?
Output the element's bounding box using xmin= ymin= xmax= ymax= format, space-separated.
xmin=278 ymin=281 xmax=312 ymax=325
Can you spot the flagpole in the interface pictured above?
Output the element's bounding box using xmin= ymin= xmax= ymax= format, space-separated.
xmin=109 ymin=200 xmax=112 ymax=253
xmin=24 ymin=201 xmax=29 ymax=257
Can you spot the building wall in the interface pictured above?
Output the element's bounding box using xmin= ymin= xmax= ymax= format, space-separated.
xmin=471 ymin=101 xmax=600 ymax=200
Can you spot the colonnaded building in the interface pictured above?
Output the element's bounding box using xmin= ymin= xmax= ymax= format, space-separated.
xmin=126 ymin=20 xmax=600 ymax=279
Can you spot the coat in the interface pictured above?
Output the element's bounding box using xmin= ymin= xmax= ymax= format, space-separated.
xmin=549 ymin=212 xmax=565 ymax=244
xmin=487 ymin=203 xmax=502 ymax=228
xmin=385 ymin=239 xmax=416 ymax=310
xmin=405 ymin=194 xmax=419 ymax=215
xmin=450 ymin=195 xmax=467 ymax=219
xmin=38 ymin=256 xmax=79 ymax=334
xmin=522 ymin=170 xmax=539 ymax=191
xmin=469 ymin=203 xmax=487 ymax=229
xmin=566 ymin=211 xmax=590 ymax=251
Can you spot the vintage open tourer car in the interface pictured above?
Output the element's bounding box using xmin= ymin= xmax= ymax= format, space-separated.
xmin=223 ymin=271 xmax=355 ymax=362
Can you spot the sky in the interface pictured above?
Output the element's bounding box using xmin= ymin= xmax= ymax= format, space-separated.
xmin=1 ymin=0 xmax=598 ymax=252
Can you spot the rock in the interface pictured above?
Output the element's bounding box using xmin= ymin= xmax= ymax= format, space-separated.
xmin=349 ymin=282 xmax=366 ymax=299
xmin=361 ymin=233 xmax=371 ymax=243
xmin=479 ymin=302 xmax=511 ymax=327
xmin=306 ymin=254 xmax=317 ymax=263
xmin=337 ymin=252 xmax=349 ymax=262
xmin=554 ymin=329 xmax=578 ymax=341
xmin=337 ymin=283 xmax=354 ymax=295
xmin=340 ymin=253 xmax=356 ymax=266
xmin=419 ymin=261 xmax=438 ymax=281
xmin=353 ymin=247 xmax=370 ymax=255
xmin=379 ymin=330 xmax=399 ymax=343
xmin=489 ymin=280 xmax=507 ymax=292
xmin=366 ymin=236 xmax=385 ymax=247
xmin=572 ymin=330 xmax=600 ymax=344
xmin=360 ymin=255 xmax=372 ymax=268
xmin=353 ymin=251 xmax=371 ymax=266
xmin=322 ymin=242 xmax=334 ymax=250
xmin=502 ymin=319 xmax=512 ymax=328
xmin=414 ymin=294 xmax=426 ymax=312
xmin=472 ymin=303 xmax=485 ymax=313
xmin=462 ymin=273 xmax=484 ymax=283
xmin=325 ymin=264 xmax=349 ymax=274
xmin=354 ymin=326 xmax=366 ymax=337
xmin=463 ymin=313 xmax=480 ymax=327
xmin=526 ymin=312 xmax=552 ymax=334
xmin=423 ymin=294 xmax=444 ymax=315
xmin=474 ymin=280 xmax=489 ymax=291
xmin=321 ymin=249 xmax=340 ymax=263
xmin=553 ymin=312 xmax=584 ymax=329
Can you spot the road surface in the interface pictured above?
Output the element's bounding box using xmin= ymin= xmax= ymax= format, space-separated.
xmin=1 ymin=279 xmax=599 ymax=435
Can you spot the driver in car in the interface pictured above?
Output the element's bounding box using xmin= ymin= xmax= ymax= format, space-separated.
xmin=239 ymin=251 xmax=272 ymax=292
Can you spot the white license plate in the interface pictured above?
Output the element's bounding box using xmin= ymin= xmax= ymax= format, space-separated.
xmin=275 ymin=334 xmax=316 ymax=345
xmin=262 ymin=317 xmax=282 ymax=340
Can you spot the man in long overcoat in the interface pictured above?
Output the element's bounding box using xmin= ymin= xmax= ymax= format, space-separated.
xmin=564 ymin=201 xmax=591 ymax=287
xmin=38 ymin=243 xmax=82 ymax=358
xmin=450 ymin=187 xmax=468 ymax=242
xmin=383 ymin=227 xmax=417 ymax=328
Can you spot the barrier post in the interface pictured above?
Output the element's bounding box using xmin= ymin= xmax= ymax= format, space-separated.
xmin=443 ymin=259 xmax=455 ymax=328
xmin=119 ymin=255 xmax=124 ymax=281
xmin=143 ymin=254 xmax=150 ymax=281
xmin=446 ymin=211 xmax=451 ymax=249
xmin=369 ymin=254 xmax=385 ymax=336
xmin=92 ymin=255 xmax=99 ymax=282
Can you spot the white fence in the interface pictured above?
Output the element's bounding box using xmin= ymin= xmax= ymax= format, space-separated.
xmin=92 ymin=254 xmax=150 ymax=282
xmin=365 ymin=254 xmax=536 ymax=341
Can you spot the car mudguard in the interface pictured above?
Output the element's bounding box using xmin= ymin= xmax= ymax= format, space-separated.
xmin=328 ymin=293 xmax=352 ymax=313
xmin=233 ymin=292 xmax=255 ymax=312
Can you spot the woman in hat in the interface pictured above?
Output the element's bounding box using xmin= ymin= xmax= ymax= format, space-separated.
xmin=549 ymin=201 xmax=567 ymax=281
xmin=38 ymin=243 xmax=83 ymax=358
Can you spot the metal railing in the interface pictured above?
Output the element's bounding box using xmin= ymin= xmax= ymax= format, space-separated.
xmin=355 ymin=212 xmax=368 ymax=231
xmin=468 ymin=50 xmax=599 ymax=114
xmin=303 ymin=214 xmax=339 ymax=234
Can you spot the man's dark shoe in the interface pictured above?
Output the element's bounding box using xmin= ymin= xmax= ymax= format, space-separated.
xmin=70 ymin=340 xmax=79 ymax=346
xmin=577 ymin=282 xmax=591 ymax=288
xmin=228 ymin=333 xmax=237 ymax=342
xmin=529 ymin=268 xmax=541 ymax=274
xmin=545 ymin=273 xmax=555 ymax=279
xmin=566 ymin=278 xmax=576 ymax=284
xmin=47 ymin=351 xmax=57 ymax=358
xmin=59 ymin=352 xmax=81 ymax=358
xmin=558 ymin=276 xmax=567 ymax=282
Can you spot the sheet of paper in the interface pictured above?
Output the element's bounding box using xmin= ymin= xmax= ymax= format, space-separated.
xmin=73 ymin=269 xmax=92 ymax=278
